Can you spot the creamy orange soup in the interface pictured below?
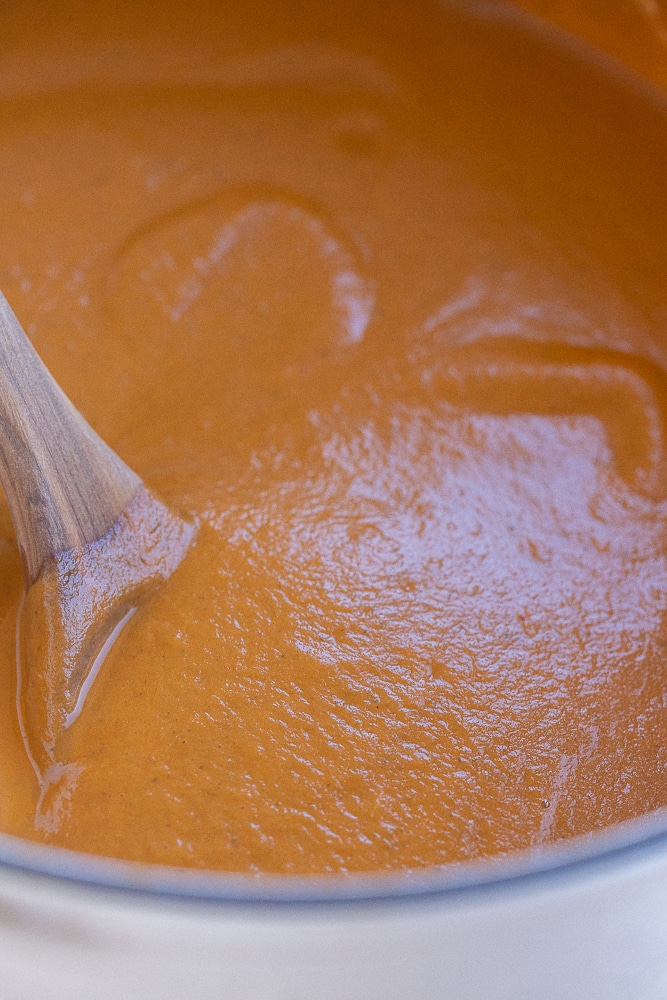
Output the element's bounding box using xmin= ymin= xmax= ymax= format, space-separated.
xmin=0 ymin=0 xmax=667 ymax=873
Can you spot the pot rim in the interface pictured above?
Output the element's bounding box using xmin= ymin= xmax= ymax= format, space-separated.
xmin=1 ymin=805 xmax=667 ymax=907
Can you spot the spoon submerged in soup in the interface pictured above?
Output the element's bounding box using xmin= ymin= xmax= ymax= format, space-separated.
xmin=0 ymin=291 xmax=195 ymax=801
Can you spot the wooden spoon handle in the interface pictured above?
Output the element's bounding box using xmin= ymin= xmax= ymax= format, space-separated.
xmin=0 ymin=292 xmax=140 ymax=586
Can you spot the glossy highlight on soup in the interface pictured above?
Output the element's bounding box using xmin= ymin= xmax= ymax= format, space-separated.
xmin=0 ymin=0 xmax=666 ymax=873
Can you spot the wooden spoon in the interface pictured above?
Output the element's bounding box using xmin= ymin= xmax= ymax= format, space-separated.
xmin=0 ymin=291 xmax=195 ymax=788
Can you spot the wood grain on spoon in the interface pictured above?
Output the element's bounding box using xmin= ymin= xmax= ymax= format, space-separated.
xmin=0 ymin=292 xmax=142 ymax=585
xmin=0 ymin=291 xmax=195 ymax=785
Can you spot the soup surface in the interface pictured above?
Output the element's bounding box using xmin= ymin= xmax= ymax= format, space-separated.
xmin=0 ymin=0 xmax=667 ymax=873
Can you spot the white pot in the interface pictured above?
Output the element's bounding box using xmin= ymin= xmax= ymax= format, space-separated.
xmin=3 ymin=5 xmax=667 ymax=997
xmin=1 ymin=813 xmax=667 ymax=999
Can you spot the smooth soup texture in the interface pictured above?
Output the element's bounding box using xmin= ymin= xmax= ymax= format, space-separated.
xmin=0 ymin=0 xmax=666 ymax=873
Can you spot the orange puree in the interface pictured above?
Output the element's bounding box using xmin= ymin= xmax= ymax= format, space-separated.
xmin=0 ymin=0 xmax=666 ymax=873
xmin=513 ymin=0 xmax=667 ymax=94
